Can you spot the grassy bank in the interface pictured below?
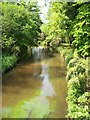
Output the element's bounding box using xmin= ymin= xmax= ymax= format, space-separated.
xmin=2 ymin=54 xmax=18 ymax=73
xmin=58 ymin=46 xmax=90 ymax=119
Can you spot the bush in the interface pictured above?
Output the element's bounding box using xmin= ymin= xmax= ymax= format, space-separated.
xmin=72 ymin=3 xmax=90 ymax=57
xmin=59 ymin=47 xmax=89 ymax=119
xmin=2 ymin=54 xmax=17 ymax=73
xmin=66 ymin=58 xmax=87 ymax=81
xmin=65 ymin=49 xmax=74 ymax=65
xmin=67 ymin=92 xmax=90 ymax=119
xmin=66 ymin=57 xmax=89 ymax=119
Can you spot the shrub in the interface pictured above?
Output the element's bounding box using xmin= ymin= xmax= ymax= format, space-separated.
xmin=66 ymin=56 xmax=89 ymax=119
xmin=66 ymin=58 xmax=86 ymax=81
xmin=65 ymin=49 xmax=74 ymax=65
xmin=2 ymin=54 xmax=17 ymax=73
xmin=67 ymin=92 xmax=90 ymax=119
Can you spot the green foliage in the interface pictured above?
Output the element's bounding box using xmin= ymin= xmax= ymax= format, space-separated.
xmin=67 ymin=92 xmax=90 ymax=119
xmin=1 ymin=1 xmax=42 ymax=72
xmin=65 ymin=56 xmax=89 ymax=119
xmin=65 ymin=49 xmax=74 ymax=65
xmin=1 ymin=1 xmax=42 ymax=56
xmin=56 ymin=45 xmax=89 ymax=119
xmin=2 ymin=54 xmax=17 ymax=73
xmin=72 ymin=3 xmax=90 ymax=57
xmin=1 ymin=1 xmax=90 ymax=119
xmin=40 ymin=2 xmax=70 ymax=49
xmin=40 ymin=2 xmax=90 ymax=57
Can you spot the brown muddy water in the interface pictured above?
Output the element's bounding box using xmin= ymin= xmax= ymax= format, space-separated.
xmin=2 ymin=47 xmax=67 ymax=118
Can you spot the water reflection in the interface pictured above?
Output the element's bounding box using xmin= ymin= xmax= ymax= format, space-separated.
xmin=32 ymin=46 xmax=45 ymax=62
xmin=40 ymin=63 xmax=56 ymax=96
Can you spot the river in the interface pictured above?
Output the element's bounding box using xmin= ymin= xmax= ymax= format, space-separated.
xmin=2 ymin=47 xmax=67 ymax=118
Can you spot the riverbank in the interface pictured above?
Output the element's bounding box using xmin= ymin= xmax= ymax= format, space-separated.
xmin=2 ymin=46 xmax=54 ymax=74
xmin=2 ymin=54 xmax=18 ymax=73
xmin=58 ymin=46 xmax=90 ymax=119
xmin=2 ymin=46 xmax=32 ymax=73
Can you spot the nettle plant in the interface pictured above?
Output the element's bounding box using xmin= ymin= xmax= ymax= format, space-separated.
xmin=67 ymin=91 xmax=90 ymax=119
xmin=66 ymin=58 xmax=86 ymax=81
xmin=66 ymin=56 xmax=89 ymax=119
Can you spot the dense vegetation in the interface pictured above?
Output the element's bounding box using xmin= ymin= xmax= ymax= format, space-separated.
xmin=60 ymin=47 xmax=90 ymax=119
xmin=1 ymin=1 xmax=42 ymax=72
xmin=1 ymin=0 xmax=90 ymax=119
xmin=40 ymin=1 xmax=90 ymax=119
xmin=41 ymin=2 xmax=90 ymax=57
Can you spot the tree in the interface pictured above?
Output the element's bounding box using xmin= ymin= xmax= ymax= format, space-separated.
xmin=1 ymin=1 xmax=42 ymax=57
